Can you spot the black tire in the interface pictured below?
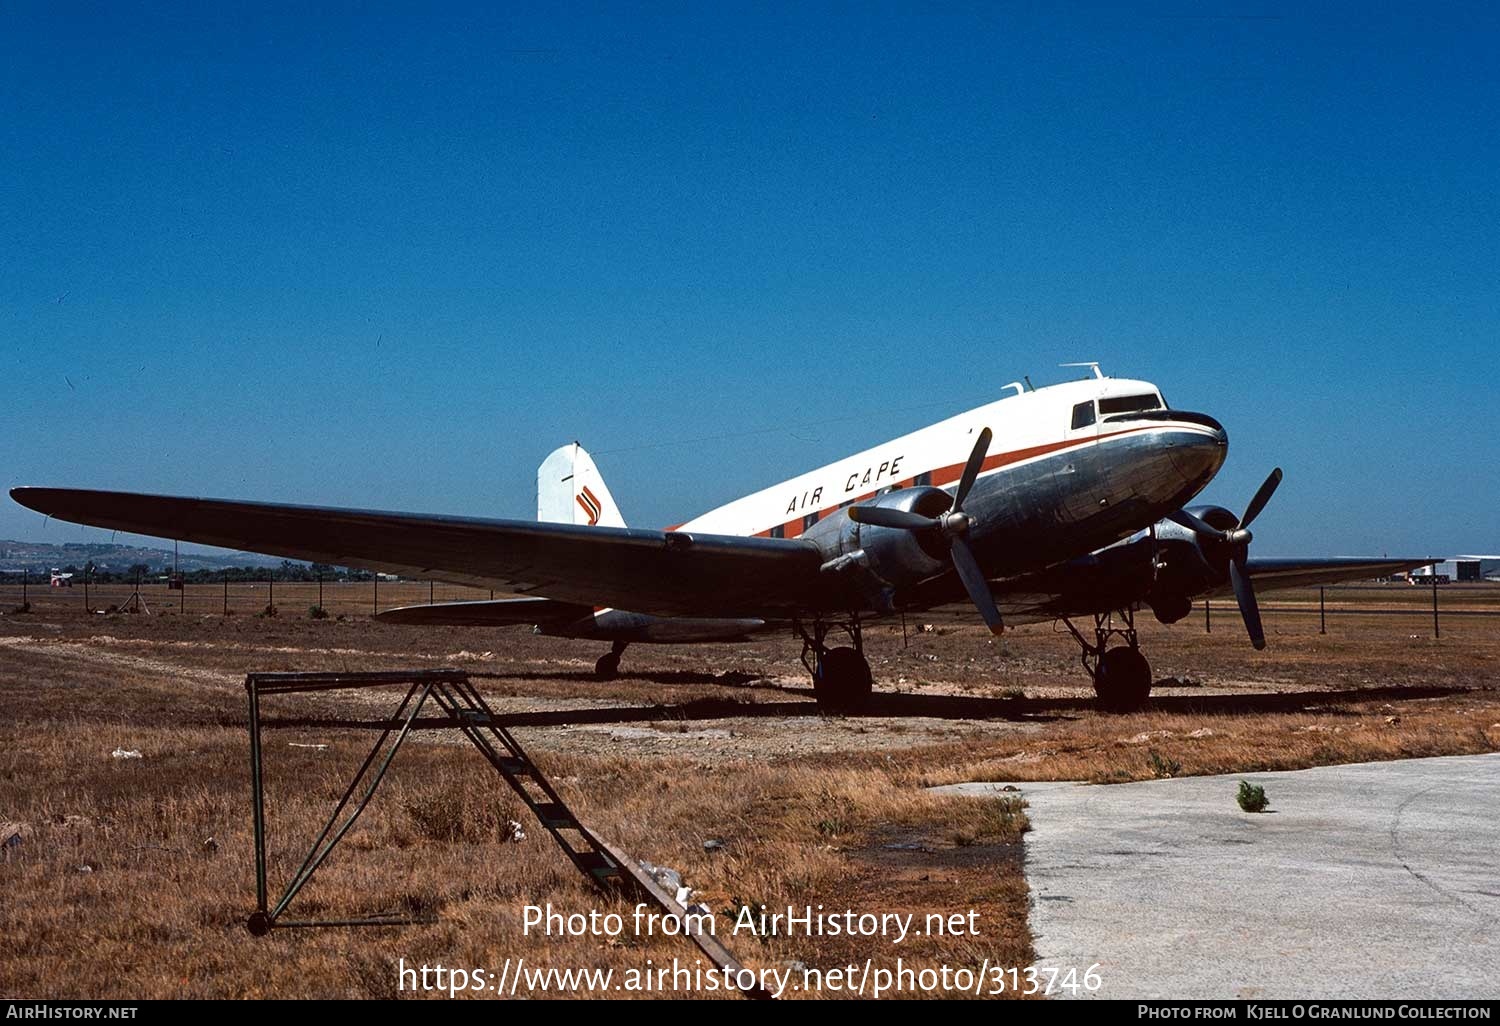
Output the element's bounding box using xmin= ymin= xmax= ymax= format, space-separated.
xmin=1093 ymin=646 xmax=1152 ymax=712
xmin=594 ymin=652 xmax=620 ymax=680
xmin=814 ymin=646 xmax=873 ymax=713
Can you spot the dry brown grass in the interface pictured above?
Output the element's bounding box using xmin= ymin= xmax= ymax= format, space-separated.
xmin=2 ymin=593 xmax=1498 ymax=1000
xmin=0 ymin=626 xmax=1032 ymax=999
xmin=914 ymin=695 xmax=1500 ymax=787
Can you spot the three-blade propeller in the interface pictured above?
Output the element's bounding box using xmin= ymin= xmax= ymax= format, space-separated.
xmin=1167 ymin=467 xmax=1284 ymax=650
xmin=848 ymin=428 xmax=1004 ymax=635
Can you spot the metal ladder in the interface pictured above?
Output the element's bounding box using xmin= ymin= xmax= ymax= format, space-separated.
xmin=244 ymin=668 xmax=769 ymax=998
xmin=428 ymin=673 xmax=626 ymax=888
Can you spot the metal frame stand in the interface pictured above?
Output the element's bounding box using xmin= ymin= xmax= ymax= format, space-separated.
xmin=243 ymin=668 xmax=769 ymax=998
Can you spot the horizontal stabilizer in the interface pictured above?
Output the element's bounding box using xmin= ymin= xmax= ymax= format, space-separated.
xmin=374 ymin=598 xmax=593 ymax=627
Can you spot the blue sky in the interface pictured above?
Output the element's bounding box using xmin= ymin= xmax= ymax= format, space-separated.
xmin=2 ymin=2 xmax=1496 ymax=558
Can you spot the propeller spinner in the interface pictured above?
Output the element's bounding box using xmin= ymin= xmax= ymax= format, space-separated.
xmin=1167 ymin=467 xmax=1284 ymax=650
xmin=849 ymin=428 xmax=1004 ymax=635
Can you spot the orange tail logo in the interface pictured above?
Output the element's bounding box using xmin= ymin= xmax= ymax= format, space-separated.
xmin=575 ymin=486 xmax=602 ymax=526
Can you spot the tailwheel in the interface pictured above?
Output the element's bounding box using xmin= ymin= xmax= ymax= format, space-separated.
xmin=1093 ymin=646 xmax=1152 ymax=712
xmin=594 ymin=641 xmax=628 ymax=680
xmin=814 ymin=646 xmax=873 ymax=714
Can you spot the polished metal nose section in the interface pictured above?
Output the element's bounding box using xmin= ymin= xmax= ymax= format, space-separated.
xmin=1165 ymin=411 xmax=1229 ymax=485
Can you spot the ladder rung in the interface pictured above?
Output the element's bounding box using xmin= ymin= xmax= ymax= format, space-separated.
xmin=574 ymin=850 xmax=619 ymax=876
xmin=533 ymin=803 xmax=575 ymax=828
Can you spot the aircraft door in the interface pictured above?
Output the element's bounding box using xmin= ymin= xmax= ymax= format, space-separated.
xmin=1051 ymin=397 xmax=1101 ymax=525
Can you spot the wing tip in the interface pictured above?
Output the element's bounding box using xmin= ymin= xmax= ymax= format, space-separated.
xmin=10 ymin=486 xmax=47 ymax=512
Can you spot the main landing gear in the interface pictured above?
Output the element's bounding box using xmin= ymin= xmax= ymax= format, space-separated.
xmin=594 ymin=640 xmax=628 ymax=679
xmin=796 ymin=617 xmax=873 ymax=714
xmin=1062 ymin=608 xmax=1153 ymax=712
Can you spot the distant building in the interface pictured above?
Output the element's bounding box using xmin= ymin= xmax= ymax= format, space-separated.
xmin=1406 ymin=557 xmax=1500 ymax=584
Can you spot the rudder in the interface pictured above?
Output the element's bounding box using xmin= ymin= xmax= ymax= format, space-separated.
xmin=536 ymin=442 xmax=627 ymax=527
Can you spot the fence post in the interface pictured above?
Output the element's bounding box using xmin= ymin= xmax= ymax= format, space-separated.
xmin=22 ymin=568 xmax=27 ymax=608
xmin=1319 ymin=587 xmax=1326 ymax=635
xmin=317 ymin=573 xmax=323 ymax=613
xmin=1204 ymin=599 xmax=1211 ymax=634
xmin=223 ymin=570 xmax=229 ymax=616
xmin=373 ymin=575 xmax=378 ymax=615
xmin=429 ymin=580 xmax=434 ymax=605
xmin=84 ymin=565 xmax=89 ymax=614
xmin=268 ymin=572 xmax=274 ymax=614
xmin=1432 ymin=573 xmax=1440 ymax=639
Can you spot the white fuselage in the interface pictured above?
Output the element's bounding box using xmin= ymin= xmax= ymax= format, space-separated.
xmin=677 ymin=377 xmax=1178 ymax=539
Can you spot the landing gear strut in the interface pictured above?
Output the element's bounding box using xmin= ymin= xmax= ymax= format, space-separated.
xmin=795 ymin=617 xmax=872 ymax=714
xmin=1062 ymin=608 xmax=1153 ymax=712
xmin=594 ymin=640 xmax=628 ymax=680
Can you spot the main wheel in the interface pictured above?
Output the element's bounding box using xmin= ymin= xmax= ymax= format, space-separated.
xmin=814 ymin=646 xmax=873 ymax=713
xmin=594 ymin=652 xmax=620 ymax=679
xmin=1093 ymin=646 xmax=1152 ymax=712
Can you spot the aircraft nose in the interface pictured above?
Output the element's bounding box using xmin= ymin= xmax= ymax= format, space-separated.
xmin=1166 ymin=411 xmax=1228 ymax=487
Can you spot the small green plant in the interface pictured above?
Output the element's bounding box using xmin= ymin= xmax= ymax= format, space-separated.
xmin=1237 ymin=780 xmax=1269 ymax=813
xmin=258 ymin=604 xmax=278 ymax=618
xmin=1148 ymin=750 xmax=1182 ymax=779
xmin=308 ymin=605 xmax=329 ymax=619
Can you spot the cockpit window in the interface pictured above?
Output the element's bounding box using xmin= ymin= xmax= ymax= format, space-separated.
xmin=1098 ymin=393 xmax=1162 ymax=416
xmin=1070 ymin=401 xmax=1096 ymax=430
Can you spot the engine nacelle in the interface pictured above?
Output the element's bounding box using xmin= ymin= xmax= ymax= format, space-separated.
xmin=1145 ymin=504 xmax=1238 ymax=622
xmin=802 ymin=487 xmax=955 ymax=609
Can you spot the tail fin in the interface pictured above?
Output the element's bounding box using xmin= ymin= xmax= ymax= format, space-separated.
xmin=536 ymin=442 xmax=627 ymax=527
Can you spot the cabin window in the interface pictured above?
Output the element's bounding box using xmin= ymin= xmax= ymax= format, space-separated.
xmin=1071 ymin=401 xmax=1096 ymax=430
xmin=1098 ymin=393 xmax=1162 ymax=416
xmin=802 ymin=512 xmax=819 ymax=532
xmin=915 ymin=471 xmax=932 ymax=487
xmin=770 ymin=524 xmax=785 ymax=539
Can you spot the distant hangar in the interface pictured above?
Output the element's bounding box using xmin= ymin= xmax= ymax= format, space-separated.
xmin=1406 ymin=557 xmax=1500 ymax=583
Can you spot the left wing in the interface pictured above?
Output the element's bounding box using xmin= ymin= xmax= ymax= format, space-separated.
xmin=9 ymin=487 xmax=828 ymax=618
xmin=1220 ymin=557 xmax=1432 ymax=595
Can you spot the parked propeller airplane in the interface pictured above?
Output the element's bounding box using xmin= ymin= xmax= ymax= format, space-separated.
xmin=10 ymin=366 xmax=1427 ymax=711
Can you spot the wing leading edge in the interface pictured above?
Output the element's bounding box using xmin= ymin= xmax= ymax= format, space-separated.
xmin=9 ymin=487 xmax=827 ymax=618
xmin=1226 ymin=557 xmax=1434 ymax=595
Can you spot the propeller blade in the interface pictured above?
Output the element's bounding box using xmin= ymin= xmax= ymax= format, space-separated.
xmin=950 ymin=536 xmax=1004 ymax=636
xmin=952 ymin=427 xmax=993 ymax=511
xmin=1167 ymin=508 xmax=1225 ymax=540
xmin=847 ymin=506 xmax=941 ymax=531
xmin=1229 ymin=555 xmax=1265 ymax=650
xmin=1238 ymin=467 xmax=1283 ymax=530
